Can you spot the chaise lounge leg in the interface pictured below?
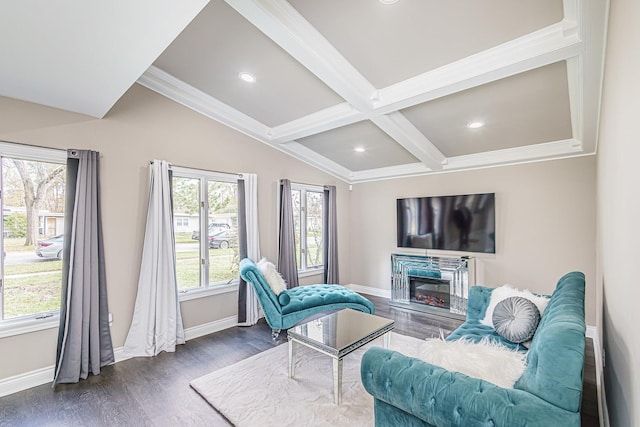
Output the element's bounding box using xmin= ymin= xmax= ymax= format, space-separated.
xmin=271 ymin=329 xmax=281 ymax=341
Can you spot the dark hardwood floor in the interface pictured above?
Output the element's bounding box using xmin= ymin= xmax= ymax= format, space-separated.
xmin=0 ymin=295 xmax=599 ymax=426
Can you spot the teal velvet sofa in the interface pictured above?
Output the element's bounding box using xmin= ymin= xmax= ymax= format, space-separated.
xmin=361 ymin=271 xmax=586 ymax=427
xmin=239 ymin=258 xmax=375 ymax=339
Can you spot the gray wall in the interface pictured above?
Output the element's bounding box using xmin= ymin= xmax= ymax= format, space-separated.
xmin=597 ymin=0 xmax=640 ymax=424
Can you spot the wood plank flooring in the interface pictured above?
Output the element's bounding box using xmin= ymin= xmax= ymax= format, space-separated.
xmin=0 ymin=295 xmax=599 ymax=426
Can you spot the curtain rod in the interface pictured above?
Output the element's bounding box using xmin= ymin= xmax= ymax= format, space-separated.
xmin=149 ymin=161 xmax=243 ymax=178
xmin=280 ymin=178 xmax=331 ymax=189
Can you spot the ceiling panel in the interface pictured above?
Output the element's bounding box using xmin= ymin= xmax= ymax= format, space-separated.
xmin=401 ymin=61 xmax=572 ymax=157
xmin=153 ymin=0 xmax=344 ymax=127
xmin=289 ymin=0 xmax=564 ymax=89
xmin=296 ymin=120 xmax=419 ymax=171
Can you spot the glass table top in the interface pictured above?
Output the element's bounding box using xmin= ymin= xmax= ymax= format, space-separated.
xmin=287 ymin=309 xmax=395 ymax=357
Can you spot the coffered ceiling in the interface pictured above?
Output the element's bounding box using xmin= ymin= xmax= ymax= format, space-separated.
xmin=0 ymin=0 xmax=609 ymax=183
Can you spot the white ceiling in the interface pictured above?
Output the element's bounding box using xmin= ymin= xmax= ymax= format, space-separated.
xmin=0 ymin=0 xmax=609 ymax=183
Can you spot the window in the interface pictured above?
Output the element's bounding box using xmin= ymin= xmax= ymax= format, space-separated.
xmin=176 ymin=217 xmax=189 ymax=227
xmin=0 ymin=142 xmax=66 ymax=330
xmin=290 ymin=184 xmax=324 ymax=273
xmin=172 ymin=167 xmax=239 ymax=293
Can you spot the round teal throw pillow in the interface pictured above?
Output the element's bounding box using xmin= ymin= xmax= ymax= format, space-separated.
xmin=492 ymin=296 xmax=541 ymax=343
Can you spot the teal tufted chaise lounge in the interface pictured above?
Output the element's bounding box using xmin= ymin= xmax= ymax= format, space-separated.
xmin=361 ymin=271 xmax=586 ymax=427
xmin=239 ymin=258 xmax=375 ymax=339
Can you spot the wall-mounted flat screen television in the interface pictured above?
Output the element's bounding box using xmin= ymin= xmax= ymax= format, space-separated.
xmin=397 ymin=193 xmax=496 ymax=254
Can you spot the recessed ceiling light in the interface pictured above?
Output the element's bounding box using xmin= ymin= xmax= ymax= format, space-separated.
xmin=467 ymin=121 xmax=484 ymax=129
xmin=238 ymin=72 xmax=256 ymax=83
xmin=379 ymin=0 xmax=399 ymax=4
xmin=354 ymin=147 xmax=366 ymax=153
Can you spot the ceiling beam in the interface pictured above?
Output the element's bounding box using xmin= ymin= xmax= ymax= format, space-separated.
xmin=370 ymin=113 xmax=445 ymax=170
xmin=261 ymin=19 xmax=586 ymax=146
xmin=442 ymin=139 xmax=583 ymax=171
xmin=373 ymin=21 xmax=583 ymax=115
xmin=269 ymin=103 xmax=365 ymax=144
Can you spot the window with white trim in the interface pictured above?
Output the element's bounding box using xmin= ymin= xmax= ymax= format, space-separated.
xmin=0 ymin=142 xmax=66 ymax=328
xmin=290 ymin=183 xmax=324 ymax=273
xmin=171 ymin=167 xmax=239 ymax=292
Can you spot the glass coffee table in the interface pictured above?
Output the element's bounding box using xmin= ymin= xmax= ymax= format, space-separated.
xmin=287 ymin=308 xmax=395 ymax=404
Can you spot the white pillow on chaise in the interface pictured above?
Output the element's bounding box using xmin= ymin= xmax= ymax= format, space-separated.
xmin=256 ymin=258 xmax=287 ymax=296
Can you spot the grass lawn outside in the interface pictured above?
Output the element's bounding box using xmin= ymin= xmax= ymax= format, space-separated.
xmin=4 ymin=237 xmax=37 ymax=253
xmin=3 ymin=272 xmax=61 ymax=319
xmin=1 ymin=240 xmax=237 ymax=319
xmin=176 ymin=248 xmax=238 ymax=289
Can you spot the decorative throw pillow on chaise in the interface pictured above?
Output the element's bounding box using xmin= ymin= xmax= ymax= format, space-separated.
xmin=256 ymin=258 xmax=287 ymax=296
xmin=492 ymin=296 xmax=541 ymax=344
xmin=480 ymin=284 xmax=550 ymax=327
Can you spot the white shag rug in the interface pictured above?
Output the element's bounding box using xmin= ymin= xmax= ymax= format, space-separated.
xmin=419 ymin=337 xmax=527 ymax=388
xmin=190 ymin=332 xmax=423 ymax=427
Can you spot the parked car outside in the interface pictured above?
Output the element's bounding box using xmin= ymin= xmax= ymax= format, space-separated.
xmin=36 ymin=235 xmax=64 ymax=259
xmin=208 ymin=229 xmax=238 ymax=249
xmin=191 ymin=222 xmax=231 ymax=240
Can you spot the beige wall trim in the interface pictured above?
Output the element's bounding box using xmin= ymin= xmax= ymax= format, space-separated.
xmin=0 ymin=315 xmax=238 ymax=398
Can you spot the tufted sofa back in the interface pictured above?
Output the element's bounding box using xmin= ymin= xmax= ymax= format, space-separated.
xmin=514 ymin=271 xmax=586 ymax=413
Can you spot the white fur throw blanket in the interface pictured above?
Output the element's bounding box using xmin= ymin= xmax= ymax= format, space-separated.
xmin=419 ymin=337 xmax=527 ymax=388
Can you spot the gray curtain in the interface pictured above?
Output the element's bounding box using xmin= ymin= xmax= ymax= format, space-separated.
xmin=54 ymin=150 xmax=114 ymax=386
xmin=323 ymin=185 xmax=339 ymax=284
xmin=278 ymin=179 xmax=298 ymax=288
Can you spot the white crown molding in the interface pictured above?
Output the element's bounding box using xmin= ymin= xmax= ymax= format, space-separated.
xmin=443 ymin=139 xmax=583 ymax=171
xmin=138 ymin=66 xmax=270 ymax=141
xmin=349 ymin=162 xmax=432 ymax=183
xmin=225 ymin=0 xmax=376 ymax=112
xmin=281 ymin=142 xmax=354 ymax=182
xmin=371 ymin=113 xmax=445 ymax=170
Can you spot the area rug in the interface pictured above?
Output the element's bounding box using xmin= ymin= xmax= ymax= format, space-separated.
xmin=190 ymin=332 xmax=422 ymax=427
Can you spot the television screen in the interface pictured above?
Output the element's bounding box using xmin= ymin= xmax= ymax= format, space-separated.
xmin=397 ymin=193 xmax=495 ymax=254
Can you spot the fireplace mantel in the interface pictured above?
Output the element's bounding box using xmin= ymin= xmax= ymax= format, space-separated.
xmin=390 ymin=253 xmax=473 ymax=318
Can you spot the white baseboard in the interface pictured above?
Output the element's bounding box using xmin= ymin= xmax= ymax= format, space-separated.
xmin=184 ymin=315 xmax=238 ymax=341
xmin=347 ymin=284 xmax=391 ymax=299
xmin=0 ymin=365 xmax=55 ymax=398
xmin=0 ymin=315 xmax=238 ymax=398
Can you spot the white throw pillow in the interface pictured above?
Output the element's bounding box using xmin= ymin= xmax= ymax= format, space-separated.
xmin=480 ymin=285 xmax=550 ymax=327
xmin=419 ymin=338 xmax=527 ymax=388
xmin=256 ymin=258 xmax=287 ymax=296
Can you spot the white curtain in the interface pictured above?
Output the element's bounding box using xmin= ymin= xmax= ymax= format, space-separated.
xmin=237 ymin=173 xmax=262 ymax=326
xmin=123 ymin=160 xmax=185 ymax=357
